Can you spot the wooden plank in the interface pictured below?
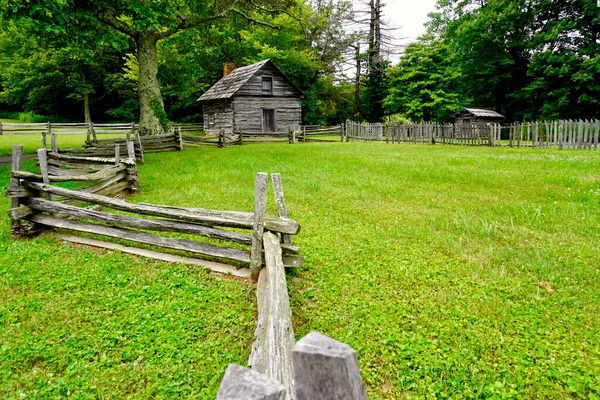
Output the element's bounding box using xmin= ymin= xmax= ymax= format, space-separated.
xmin=7 ymin=206 xmax=35 ymax=220
xmin=14 ymin=164 xmax=127 ymax=182
xmin=58 ymin=234 xmax=251 ymax=279
xmin=27 ymin=197 xmax=254 ymax=245
xmin=217 ymin=364 xmax=287 ymax=399
xmin=24 ymin=182 xmax=301 ymax=234
xmin=293 ymin=332 xmax=368 ymax=400
xmin=271 ymin=173 xmax=292 ymax=246
xmin=29 ymin=214 xmax=251 ymax=263
xmin=79 ymin=172 xmax=127 ymax=194
xmin=251 ymin=172 xmax=268 ymax=281
xmin=10 ymin=145 xmax=24 ymax=217
xmin=249 ymin=232 xmax=295 ymax=398
xmin=51 ymin=132 xmax=58 ymax=153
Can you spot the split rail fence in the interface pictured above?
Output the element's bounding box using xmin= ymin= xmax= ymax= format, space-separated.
xmin=181 ymin=125 xmax=344 ymax=148
xmin=217 ymin=176 xmax=367 ymax=400
xmin=6 ymin=146 xmax=302 ymax=278
xmin=5 ymin=145 xmax=368 ymax=399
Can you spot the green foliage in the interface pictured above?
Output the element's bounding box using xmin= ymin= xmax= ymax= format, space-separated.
xmin=151 ymin=97 xmax=170 ymax=132
xmin=385 ymin=35 xmax=465 ymax=122
xmin=17 ymin=111 xmax=62 ymax=123
xmin=414 ymin=0 xmax=600 ymax=121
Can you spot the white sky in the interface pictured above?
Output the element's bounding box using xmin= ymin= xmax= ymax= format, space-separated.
xmin=352 ymin=0 xmax=438 ymax=63
xmin=384 ymin=0 xmax=438 ymax=45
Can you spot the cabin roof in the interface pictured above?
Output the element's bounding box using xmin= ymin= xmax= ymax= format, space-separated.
xmin=196 ymin=59 xmax=302 ymax=102
xmin=454 ymin=108 xmax=505 ymax=119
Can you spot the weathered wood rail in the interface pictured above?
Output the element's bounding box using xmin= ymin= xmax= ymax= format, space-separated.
xmin=296 ymin=125 xmax=344 ymax=143
xmin=5 ymin=146 xmax=302 ymax=278
xmin=221 ymin=332 xmax=368 ymax=400
xmin=6 ymin=145 xmax=140 ymax=234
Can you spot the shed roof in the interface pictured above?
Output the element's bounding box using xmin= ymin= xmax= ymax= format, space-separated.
xmin=455 ymin=108 xmax=505 ymax=119
xmin=196 ymin=59 xmax=302 ymax=102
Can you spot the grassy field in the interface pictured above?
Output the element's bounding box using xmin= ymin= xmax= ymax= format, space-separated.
xmin=1 ymin=142 xmax=599 ymax=398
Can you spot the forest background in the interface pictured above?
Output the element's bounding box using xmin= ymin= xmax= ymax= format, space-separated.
xmin=0 ymin=0 xmax=598 ymax=132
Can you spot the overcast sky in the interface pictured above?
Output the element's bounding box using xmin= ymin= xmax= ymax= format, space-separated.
xmin=384 ymin=0 xmax=438 ymax=45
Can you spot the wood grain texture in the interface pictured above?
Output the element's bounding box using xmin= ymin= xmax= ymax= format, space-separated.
xmin=27 ymin=197 xmax=253 ymax=245
xmin=217 ymin=364 xmax=286 ymax=400
xmin=29 ymin=214 xmax=251 ymax=263
xmin=24 ymin=182 xmax=301 ymax=234
xmin=249 ymin=232 xmax=296 ymax=399
xmin=58 ymin=234 xmax=251 ymax=279
xmin=271 ymin=173 xmax=291 ymax=246
xmin=251 ymin=172 xmax=268 ymax=281
xmin=293 ymin=332 xmax=368 ymax=400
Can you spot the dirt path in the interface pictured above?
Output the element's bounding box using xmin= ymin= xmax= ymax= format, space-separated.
xmin=0 ymin=154 xmax=35 ymax=169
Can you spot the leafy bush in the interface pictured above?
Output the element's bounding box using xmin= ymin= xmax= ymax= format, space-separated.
xmin=18 ymin=111 xmax=62 ymax=123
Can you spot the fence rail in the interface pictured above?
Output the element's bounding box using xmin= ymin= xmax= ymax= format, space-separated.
xmin=6 ymin=146 xmax=302 ymax=276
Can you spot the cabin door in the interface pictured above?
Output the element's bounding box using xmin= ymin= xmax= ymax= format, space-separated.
xmin=262 ymin=109 xmax=275 ymax=132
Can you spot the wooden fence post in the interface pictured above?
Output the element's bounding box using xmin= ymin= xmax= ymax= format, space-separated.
xmin=0 ymin=121 xmax=3 ymax=135
xmin=37 ymin=149 xmax=51 ymax=200
xmin=41 ymin=131 xmax=47 ymax=150
xmin=251 ymin=172 xmax=268 ymax=282
xmin=135 ymin=131 xmax=144 ymax=164
xmin=340 ymin=123 xmax=344 ymax=142
xmin=126 ymin=139 xmax=136 ymax=160
xmin=114 ymin=144 xmax=120 ymax=165
xmin=51 ymin=132 xmax=58 ymax=154
xmin=217 ymin=364 xmax=286 ymax=400
xmin=271 ymin=173 xmax=291 ymax=246
xmin=10 ymin=145 xmax=24 ymax=233
xmin=218 ymin=130 xmax=224 ymax=148
xmin=91 ymin=121 xmax=97 ymax=143
xmin=293 ymin=332 xmax=368 ymax=400
xmin=177 ymin=126 xmax=183 ymax=151
xmin=288 ymin=127 xmax=293 ymax=144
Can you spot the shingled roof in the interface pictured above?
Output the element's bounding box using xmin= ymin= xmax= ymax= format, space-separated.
xmin=196 ymin=59 xmax=302 ymax=102
xmin=455 ymin=108 xmax=505 ymax=118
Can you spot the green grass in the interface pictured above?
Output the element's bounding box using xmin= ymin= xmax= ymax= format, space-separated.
xmin=0 ymin=134 xmax=92 ymax=158
xmin=1 ymin=143 xmax=599 ymax=398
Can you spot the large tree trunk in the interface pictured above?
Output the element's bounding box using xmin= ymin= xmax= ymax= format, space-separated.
xmin=136 ymin=33 xmax=165 ymax=135
xmin=82 ymin=72 xmax=91 ymax=123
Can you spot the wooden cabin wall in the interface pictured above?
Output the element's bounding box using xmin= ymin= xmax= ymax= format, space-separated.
xmin=203 ymin=100 xmax=234 ymax=134
xmin=235 ymin=64 xmax=300 ymax=98
xmin=232 ymin=97 xmax=302 ymax=132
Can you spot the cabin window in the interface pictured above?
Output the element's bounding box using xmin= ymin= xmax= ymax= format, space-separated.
xmin=206 ymin=112 xmax=215 ymax=126
xmin=262 ymin=77 xmax=273 ymax=95
xmin=262 ymin=109 xmax=276 ymax=132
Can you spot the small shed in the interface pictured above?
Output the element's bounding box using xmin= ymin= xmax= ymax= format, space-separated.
xmin=196 ymin=60 xmax=303 ymax=134
xmin=453 ymin=108 xmax=504 ymax=125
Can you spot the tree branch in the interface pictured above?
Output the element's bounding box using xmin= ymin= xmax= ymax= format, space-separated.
xmin=157 ymin=5 xmax=238 ymax=40
xmin=230 ymin=8 xmax=280 ymax=30
xmin=94 ymin=10 xmax=139 ymax=38
xmin=247 ymin=0 xmax=304 ymax=32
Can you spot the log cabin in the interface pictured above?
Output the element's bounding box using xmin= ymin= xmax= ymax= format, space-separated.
xmin=453 ymin=108 xmax=504 ymax=125
xmin=197 ymin=60 xmax=303 ymax=135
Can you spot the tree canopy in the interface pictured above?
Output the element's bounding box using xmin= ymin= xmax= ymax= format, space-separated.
xmin=0 ymin=0 xmax=598 ymax=126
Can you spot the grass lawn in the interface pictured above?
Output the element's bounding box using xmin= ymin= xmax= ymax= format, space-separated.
xmin=1 ymin=142 xmax=599 ymax=398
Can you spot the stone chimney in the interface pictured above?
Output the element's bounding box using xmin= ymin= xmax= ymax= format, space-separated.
xmin=223 ymin=62 xmax=237 ymax=77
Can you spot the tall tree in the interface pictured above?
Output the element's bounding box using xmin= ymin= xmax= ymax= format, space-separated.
xmin=384 ymin=34 xmax=465 ymax=122
xmin=0 ymin=0 xmax=289 ymax=134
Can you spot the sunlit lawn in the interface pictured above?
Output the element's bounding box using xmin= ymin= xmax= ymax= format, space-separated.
xmin=1 ymin=142 xmax=599 ymax=398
